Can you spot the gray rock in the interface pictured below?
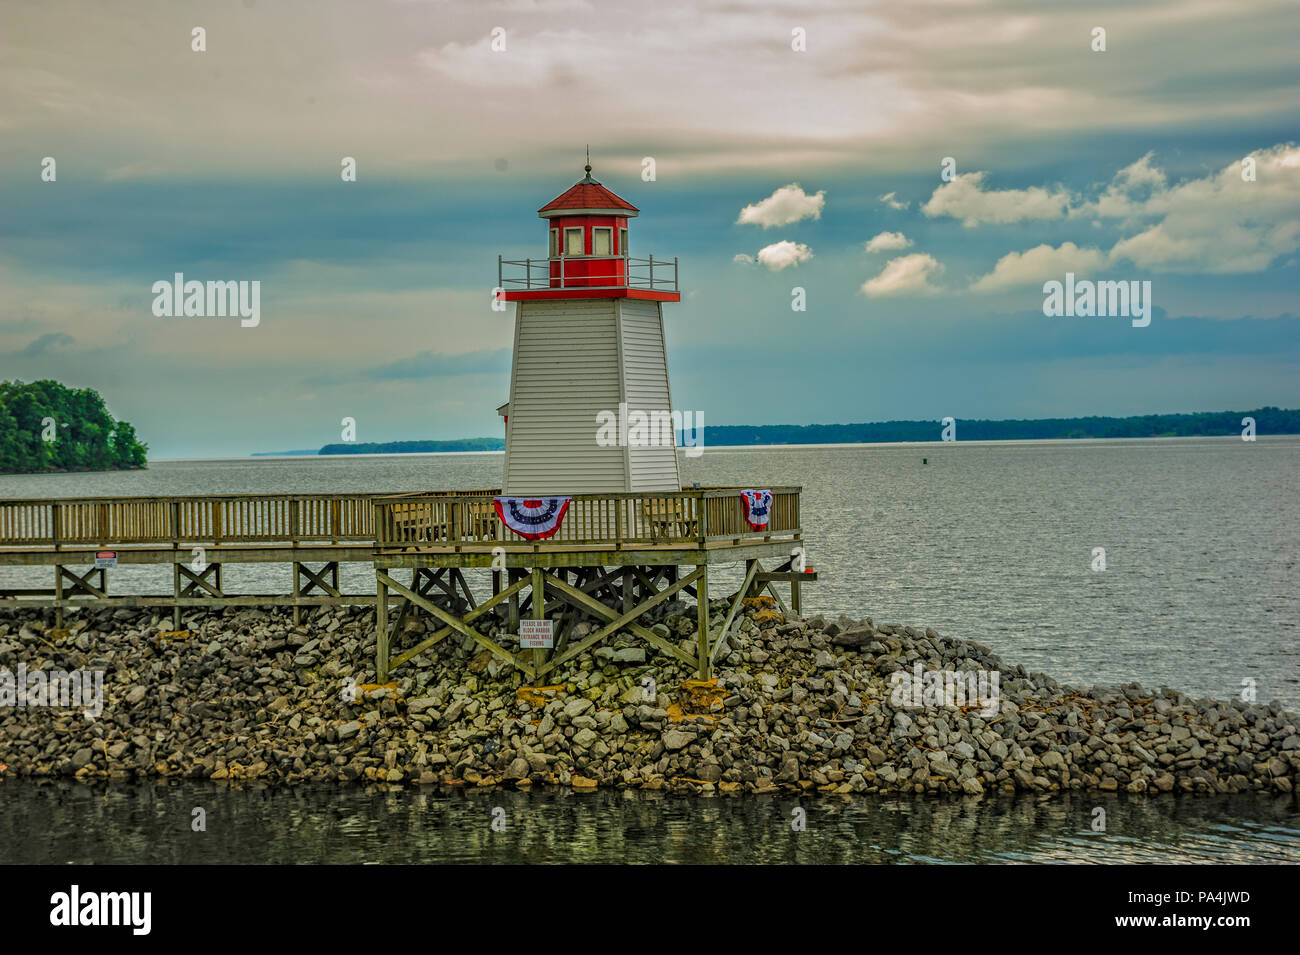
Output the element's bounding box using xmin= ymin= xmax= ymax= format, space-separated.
xmin=663 ymin=729 xmax=696 ymax=751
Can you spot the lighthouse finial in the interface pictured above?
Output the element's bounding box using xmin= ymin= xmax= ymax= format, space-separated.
xmin=580 ymin=145 xmax=598 ymax=184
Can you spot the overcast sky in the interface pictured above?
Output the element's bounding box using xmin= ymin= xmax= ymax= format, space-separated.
xmin=2 ymin=0 xmax=1298 ymax=457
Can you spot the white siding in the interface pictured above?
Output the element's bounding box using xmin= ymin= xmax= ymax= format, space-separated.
xmin=619 ymin=299 xmax=681 ymax=492
xmin=503 ymin=299 xmax=627 ymax=495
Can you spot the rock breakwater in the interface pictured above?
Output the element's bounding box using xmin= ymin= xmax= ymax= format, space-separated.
xmin=2 ymin=601 xmax=1296 ymax=796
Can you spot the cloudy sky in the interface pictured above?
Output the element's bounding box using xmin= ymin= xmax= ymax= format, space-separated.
xmin=2 ymin=0 xmax=1297 ymax=457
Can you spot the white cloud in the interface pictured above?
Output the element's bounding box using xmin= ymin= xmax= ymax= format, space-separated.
xmin=971 ymin=242 xmax=1106 ymax=291
xmin=861 ymin=253 xmax=944 ymax=297
xmin=1083 ymin=152 xmax=1169 ymax=220
xmin=756 ymin=241 xmax=814 ymax=271
xmin=922 ymin=172 xmax=1072 ymax=226
xmin=864 ymin=231 xmax=913 ymax=253
xmin=737 ymin=184 xmax=826 ymax=228
xmin=1106 ymin=143 xmax=1300 ymax=274
xmin=732 ymin=253 xmax=755 ymax=265
xmin=878 ymin=191 xmax=909 ymax=210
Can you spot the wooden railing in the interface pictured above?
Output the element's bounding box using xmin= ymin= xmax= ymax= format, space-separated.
xmin=0 ymin=493 xmax=386 ymax=547
xmin=0 ymin=487 xmax=802 ymax=551
xmin=373 ymin=487 xmax=801 ymax=549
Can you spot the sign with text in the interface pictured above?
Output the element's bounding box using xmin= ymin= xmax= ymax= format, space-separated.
xmin=94 ymin=551 xmax=118 ymax=569
xmin=519 ymin=619 xmax=554 ymax=649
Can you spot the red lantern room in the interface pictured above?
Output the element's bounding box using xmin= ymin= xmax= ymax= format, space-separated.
xmin=499 ymin=158 xmax=679 ymax=302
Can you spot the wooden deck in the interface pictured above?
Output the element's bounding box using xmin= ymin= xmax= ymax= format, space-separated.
xmin=0 ymin=487 xmax=814 ymax=680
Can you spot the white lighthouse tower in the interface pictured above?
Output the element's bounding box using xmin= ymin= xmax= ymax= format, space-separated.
xmin=497 ymin=159 xmax=682 ymax=495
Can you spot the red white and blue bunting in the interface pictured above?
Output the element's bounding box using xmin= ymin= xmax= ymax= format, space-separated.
xmin=740 ymin=489 xmax=773 ymax=530
xmin=494 ymin=497 xmax=572 ymax=540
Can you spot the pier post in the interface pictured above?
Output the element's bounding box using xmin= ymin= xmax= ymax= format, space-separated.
xmin=508 ymin=569 xmax=520 ymax=633
xmin=695 ymin=563 xmax=710 ymax=679
xmin=531 ymin=566 xmax=546 ymax=683
xmin=292 ymin=562 xmax=301 ymax=627
xmin=172 ymin=560 xmax=181 ymax=630
xmin=376 ymin=568 xmax=389 ymax=682
xmin=54 ymin=564 xmax=63 ymax=629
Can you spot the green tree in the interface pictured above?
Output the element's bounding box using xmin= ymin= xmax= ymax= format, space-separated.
xmin=0 ymin=379 xmax=148 ymax=473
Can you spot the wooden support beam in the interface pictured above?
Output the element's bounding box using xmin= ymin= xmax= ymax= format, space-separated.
xmin=754 ymin=570 xmax=818 ymax=583
xmin=172 ymin=560 xmax=181 ymax=630
xmin=508 ymin=569 xmax=520 ymax=633
xmin=375 ymin=569 xmax=389 ymax=682
xmin=452 ymin=568 xmax=477 ymax=610
xmin=386 ymin=572 xmax=413 ymax=645
xmin=764 ymin=581 xmax=791 ymax=618
xmin=59 ymin=565 xmax=108 ymax=599
xmin=298 ymin=562 xmax=342 ymax=597
xmin=386 ymin=574 xmax=529 ymax=672
xmin=696 ymin=564 xmax=711 ymax=679
xmin=177 ymin=562 xmax=222 ymax=598
xmin=711 ymin=558 xmax=761 ymax=666
xmin=376 ymin=571 xmax=534 ymax=679
xmin=537 ymin=567 xmax=703 ymax=677
xmin=530 ymin=566 xmax=547 ymax=683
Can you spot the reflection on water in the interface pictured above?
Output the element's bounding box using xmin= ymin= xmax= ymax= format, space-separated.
xmin=3 ymin=781 xmax=1297 ymax=864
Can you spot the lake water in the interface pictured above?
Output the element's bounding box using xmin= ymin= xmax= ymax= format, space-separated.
xmin=2 ymin=780 xmax=1297 ymax=865
xmin=3 ymin=438 xmax=1298 ymax=864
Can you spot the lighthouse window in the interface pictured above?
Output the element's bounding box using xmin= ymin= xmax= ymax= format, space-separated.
xmin=620 ymin=228 xmax=628 ymax=255
xmin=592 ymin=228 xmax=612 ymax=256
xmin=565 ymin=227 xmax=584 ymax=256
xmin=549 ymin=229 xmax=559 ymax=258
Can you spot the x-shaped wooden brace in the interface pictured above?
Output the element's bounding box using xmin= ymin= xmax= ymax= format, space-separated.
xmin=178 ymin=562 xmax=222 ymax=597
xmin=297 ymin=562 xmax=340 ymax=598
xmin=59 ymin=566 xmax=107 ymax=598
xmin=536 ymin=568 xmax=704 ymax=679
xmin=378 ymin=571 xmax=535 ymax=678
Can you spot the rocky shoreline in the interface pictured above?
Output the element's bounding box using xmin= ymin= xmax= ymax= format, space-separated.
xmin=2 ymin=601 xmax=1297 ymax=796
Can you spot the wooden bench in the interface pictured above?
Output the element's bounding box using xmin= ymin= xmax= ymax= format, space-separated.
xmin=642 ymin=498 xmax=698 ymax=542
xmin=466 ymin=501 xmax=498 ymax=539
xmin=386 ymin=502 xmax=449 ymax=543
xmin=387 ymin=500 xmax=498 ymax=543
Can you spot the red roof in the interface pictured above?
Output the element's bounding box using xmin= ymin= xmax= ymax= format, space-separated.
xmin=539 ymin=179 xmax=638 ymax=215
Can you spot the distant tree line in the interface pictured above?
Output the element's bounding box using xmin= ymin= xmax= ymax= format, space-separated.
xmin=0 ymin=380 xmax=148 ymax=473
xmin=319 ymin=438 xmax=505 ymax=455
xmin=692 ymin=408 xmax=1300 ymax=445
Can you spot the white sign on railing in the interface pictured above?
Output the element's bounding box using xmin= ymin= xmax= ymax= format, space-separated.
xmin=519 ymin=619 xmax=555 ymax=649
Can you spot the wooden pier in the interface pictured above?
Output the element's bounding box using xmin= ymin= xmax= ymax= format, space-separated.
xmin=0 ymin=487 xmax=815 ymax=681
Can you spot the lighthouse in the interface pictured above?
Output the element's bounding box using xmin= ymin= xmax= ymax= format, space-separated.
xmin=497 ymin=158 xmax=682 ymax=495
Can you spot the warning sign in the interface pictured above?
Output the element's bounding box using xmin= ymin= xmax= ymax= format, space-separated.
xmin=94 ymin=551 xmax=117 ymax=569
xmin=519 ymin=619 xmax=554 ymax=649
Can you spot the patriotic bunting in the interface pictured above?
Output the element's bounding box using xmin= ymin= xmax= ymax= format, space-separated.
xmin=494 ymin=496 xmax=572 ymax=540
xmin=740 ymin=489 xmax=773 ymax=530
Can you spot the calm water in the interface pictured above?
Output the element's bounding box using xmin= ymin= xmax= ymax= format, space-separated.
xmin=3 ymin=439 xmax=1298 ymax=864
xmin=1 ymin=781 xmax=1297 ymax=865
